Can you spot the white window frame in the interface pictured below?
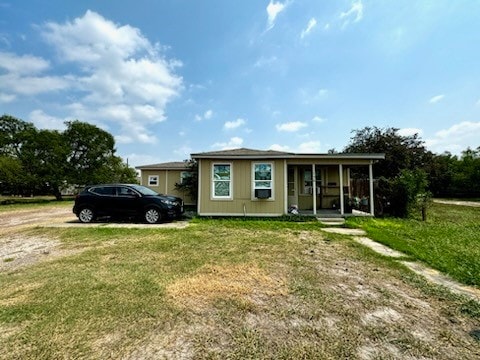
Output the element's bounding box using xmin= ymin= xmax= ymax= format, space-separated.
xmin=212 ymin=163 xmax=233 ymax=200
xmin=252 ymin=162 xmax=274 ymax=200
xmin=148 ymin=175 xmax=159 ymax=186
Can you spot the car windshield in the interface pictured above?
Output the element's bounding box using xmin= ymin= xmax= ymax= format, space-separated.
xmin=130 ymin=184 xmax=159 ymax=196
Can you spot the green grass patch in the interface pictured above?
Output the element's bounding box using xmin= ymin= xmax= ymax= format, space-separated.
xmin=1 ymin=215 xmax=478 ymax=359
xmin=347 ymin=203 xmax=480 ymax=286
xmin=0 ymin=197 xmax=74 ymax=211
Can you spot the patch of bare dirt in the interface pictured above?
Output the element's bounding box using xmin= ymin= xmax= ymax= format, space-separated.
xmin=122 ymin=231 xmax=480 ymax=360
xmin=0 ymin=205 xmax=75 ymax=233
xmin=0 ymin=234 xmax=82 ymax=272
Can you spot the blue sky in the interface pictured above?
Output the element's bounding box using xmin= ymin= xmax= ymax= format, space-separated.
xmin=1 ymin=0 xmax=479 ymax=166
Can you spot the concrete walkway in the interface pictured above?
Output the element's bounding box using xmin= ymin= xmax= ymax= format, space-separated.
xmin=433 ymin=199 xmax=480 ymax=207
xmin=319 ymin=227 xmax=480 ymax=301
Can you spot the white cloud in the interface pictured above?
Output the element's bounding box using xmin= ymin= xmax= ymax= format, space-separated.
xmin=224 ymin=118 xmax=246 ymax=130
xmin=195 ymin=109 xmax=213 ymax=121
xmin=269 ymin=144 xmax=291 ymax=152
xmin=0 ymin=52 xmax=50 ymax=74
xmin=312 ymin=115 xmax=326 ymax=123
xmin=28 ymin=109 xmax=65 ymax=130
xmin=425 ymin=121 xmax=480 ymax=154
xmin=212 ymin=137 xmax=244 ymax=150
xmin=0 ymin=52 xmax=71 ymax=96
xmin=254 ymin=56 xmax=278 ymax=68
xmin=340 ymin=1 xmax=364 ymax=28
xmin=266 ymin=1 xmax=287 ymax=30
xmin=397 ymin=128 xmax=423 ymax=137
xmin=124 ymin=153 xmax=159 ymax=168
xmin=204 ymin=109 xmax=213 ymax=119
xmin=300 ymin=18 xmax=317 ymax=39
xmin=429 ymin=94 xmax=445 ymax=104
xmin=33 ymin=10 xmax=183 ymax=144
xmin=298 ymin=141 xmax=322 ymax=153
xmin=0 ymin=92 xmax=16 ymax=103
xmin=174 ymin=145 xmax=193 ymax=160
xmin=276 ymin=121 xmax=308 ymax=132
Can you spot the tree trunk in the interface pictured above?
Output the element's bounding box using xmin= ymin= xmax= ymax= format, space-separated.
xmin=53 ymin=186 xmax=63 ymax=201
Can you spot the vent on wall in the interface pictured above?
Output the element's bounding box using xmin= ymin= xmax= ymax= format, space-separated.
xmin=255 ymin=189 xmax=271 ymax=199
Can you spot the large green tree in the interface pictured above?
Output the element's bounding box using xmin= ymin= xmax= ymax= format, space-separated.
xmin=19 ymin=129 xmax=69 ymax=199
xmin=0 ymin=115 xmax=137 ymax=199
xmin=344 ymin=126 xmax=432 ymax=178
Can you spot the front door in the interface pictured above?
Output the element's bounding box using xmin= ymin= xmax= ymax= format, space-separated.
xmin=287 ymin=167 xmax=298 ymax=208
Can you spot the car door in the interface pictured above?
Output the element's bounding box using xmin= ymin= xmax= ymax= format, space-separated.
xmin=113 ymin=186 xmax=141 ymax=217
xmin=89 ymin=185 xmax=116 ymax=216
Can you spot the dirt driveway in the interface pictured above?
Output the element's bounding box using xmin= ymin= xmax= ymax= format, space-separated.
xmin=0 ymin=205 xmax=188 ymax=271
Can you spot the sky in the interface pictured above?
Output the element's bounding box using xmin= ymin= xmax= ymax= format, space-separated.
xmin=1 ymin=0 xmax=479 ymax=167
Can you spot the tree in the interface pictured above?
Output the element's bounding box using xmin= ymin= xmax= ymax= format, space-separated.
xmin=63 ymin=120 xmax=116 ymax=185
xmin=344 ymin=126 xmax=432 ymax=178
xmin=0 ymin=115 xmax=36 ymax=157
xmin=174 ymin=159 xmax=198 ymax=201
xmin=19 ymin=129 xmax=69 ymax=200
xmin=426 ymin=152 xmax=457 ymax=197
xmin=0 ymin=156 xmax=25 ymax=195
xmin=0 ymin=115 xmax=137 ymax=198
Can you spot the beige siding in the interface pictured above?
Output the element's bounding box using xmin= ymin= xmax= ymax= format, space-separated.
xmin=199 ymin=159 xmax=285 ymax=216
xmin=140 ymin=169 xmax=196 ymax=205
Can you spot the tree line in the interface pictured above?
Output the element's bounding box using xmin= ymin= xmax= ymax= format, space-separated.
xmin=344 ymin=126 xmax=480 ymax=218
xmin=0 ymin=115 xmax=137 ymax=200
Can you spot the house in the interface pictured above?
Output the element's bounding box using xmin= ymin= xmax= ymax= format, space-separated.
xmin=135 ymin=161 xmax=196 ymax=205
xmin=191 ymin=148 xmax=385 ymax=217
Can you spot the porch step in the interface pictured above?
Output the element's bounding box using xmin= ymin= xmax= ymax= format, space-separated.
xmin=317 ymin=217 xmax=345 ymax=226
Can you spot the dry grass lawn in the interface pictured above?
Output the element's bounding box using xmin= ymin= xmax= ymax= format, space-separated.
xmin=0 ymin=210 xmax=479 ymax=359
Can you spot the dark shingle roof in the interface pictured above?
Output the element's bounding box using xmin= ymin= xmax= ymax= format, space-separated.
xmin=135 ymin=161 xmax=190 ymax=170
xmin=191 ymin=148 xmax=384 ymax=160
xmin=191 ymin=148 xmax=293 ymax=158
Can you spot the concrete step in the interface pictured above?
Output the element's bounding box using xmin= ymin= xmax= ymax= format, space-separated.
xmin=317 ymin=217 xmax=345 ymax=226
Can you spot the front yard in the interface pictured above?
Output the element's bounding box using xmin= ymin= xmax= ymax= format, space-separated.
xmin=347 ymin=202 xmax=480 ymax=287
xmin=0 ymin=205 xmax=479 ymax=359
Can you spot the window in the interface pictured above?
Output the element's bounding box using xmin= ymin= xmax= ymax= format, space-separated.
xmin=90 ymin=186 xmax=115 ymax=196
xmin=148 ymin=175 xmax=159 ymax=186
xmin=180 ymin=171 xmax=191 ymax=184
xmin=212 ymin=164 xmax=232 ymax=198
xmin=253 ymin=163 xmax=273 ymax=198
xmin=117 ymin=186 xmax=138 ymax=197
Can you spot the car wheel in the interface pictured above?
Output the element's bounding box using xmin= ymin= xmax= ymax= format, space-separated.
xmin=144 ymin=208 xmax=161 ymax=224
xmin=78 ymin=207 xmax=95 ymax=223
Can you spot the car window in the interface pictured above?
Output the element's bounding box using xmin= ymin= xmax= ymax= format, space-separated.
xmin=90 ymin=186 xmax=115 ymax=196
xmin=130 ymin=184 xmax=158 ymax=196
xmin=117 ymin=187 xmax=138 ymax=197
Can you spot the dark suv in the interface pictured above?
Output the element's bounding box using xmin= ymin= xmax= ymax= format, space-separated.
xmin=73 ymin=184 xmax=183 ymax=224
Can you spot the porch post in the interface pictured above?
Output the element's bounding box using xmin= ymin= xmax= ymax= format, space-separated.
xmin=312 ymin=164 xmax=317 ymax=215
xmin=339 ymin=164 xmax=344 ymax=215
xmin=165 ymin=170 xmax=169 ymax=194
xmin=369 ymin=162 xmax=374 ymax=216
xmin=197 ymin=159 xmax=202 ymax=215
xmin=284 ymin=160 xmax=288 ymax=214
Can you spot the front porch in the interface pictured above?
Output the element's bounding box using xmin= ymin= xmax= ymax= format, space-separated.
xmin=296 ymin=209 xmax=373 ymax=218
xmin=286 ymin=162 xmax=376 ymax=216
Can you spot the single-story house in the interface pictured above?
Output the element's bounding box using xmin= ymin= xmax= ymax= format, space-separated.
xmin=191 ymin=148 xmax=385 ymax=217
xmin=135 ymin=161 xmax=196 ymax=205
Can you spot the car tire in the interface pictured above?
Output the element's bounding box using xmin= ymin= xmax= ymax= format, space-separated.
xmin=78 ymin=207 xmax=95 ymax=223
xmin=144 ymin=208 xmax=162 ymax=224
